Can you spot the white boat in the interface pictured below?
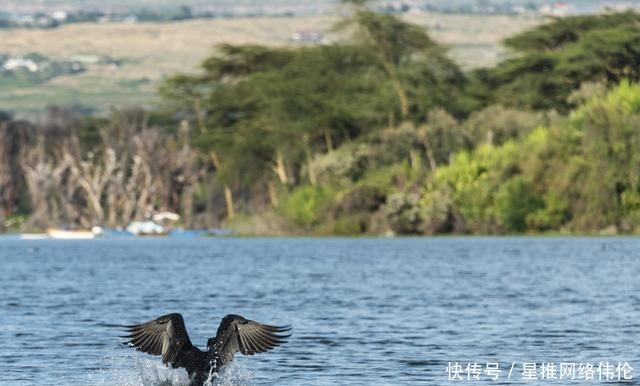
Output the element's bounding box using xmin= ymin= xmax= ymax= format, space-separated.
xmin=19 ymin=233 xmax=49 ymax=240
xmin=152 ymin=212 xmax=180 ymax=222
xmin=126 ymin=221 xmax=165 ymax=236
xmin=46 ymin=228 xmax=96 ymax=239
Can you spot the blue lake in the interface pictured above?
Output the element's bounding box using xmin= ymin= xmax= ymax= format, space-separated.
xmin=0 ymin=237 xmax=639 ymax=385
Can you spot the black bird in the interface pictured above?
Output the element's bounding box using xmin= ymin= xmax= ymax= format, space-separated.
xmin=123 ymin=313 xmax=291 ymax=386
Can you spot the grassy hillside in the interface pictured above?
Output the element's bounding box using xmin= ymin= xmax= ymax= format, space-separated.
xmin=0 ymin=13 xmax=542 ymax=118
xmin=0 ymin=0 xmax=610 ymax=12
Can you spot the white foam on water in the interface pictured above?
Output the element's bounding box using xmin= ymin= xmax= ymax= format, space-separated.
xmin=135 ymin=357 xmax=190 ymax=386
xmin=85 ymin=352 xmax=254 ymax=386
xmin=205 ymin=362 xmax=254 ymax=386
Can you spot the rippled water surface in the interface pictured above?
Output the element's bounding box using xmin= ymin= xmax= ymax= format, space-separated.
xmin=1 ymin=237 xmax=639 ymax=385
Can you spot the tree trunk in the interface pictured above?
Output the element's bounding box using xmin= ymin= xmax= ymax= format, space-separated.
xmin=76 ymin=178 xmax=104 ymax=224
xmin=0 ymin=207 xmax=5 ymax=233
xmin=380 ymin=60 xmax=409 ymax=119
xmin=272 ymin=150 xmax=289 ymax=185
xmin=420 ymin=128 xmax=438 ymax=172
xmin=302 ymin=135 xmax=317 ymax=185
xmin=23 ymin=164 xmax=52 ymax=230
xmin=268 ymin=180 xmax=279 ymax=207
xmin=107 ymin=182 xmax=118 ymax=228
xmin=0 ymin=122 xmax=14 ymax=219
xmin=323 ymin=130 xmax=334 ymax=152
xmin=392 ymin=78 xmax=410 ymax=119
xmin=181 ymin=184 xmax=194 ymax=228
xmin=122 ymin=157 xmax=142 ymax=224
xmin=307 ymin=155 xmax=317 ymax=186
xmin=486 ymin=129 xmax=494 ymax=146
xmin=194 ymin=100 xmax=235 ymax=221
xmin=209 ymin=151 xmax=235 ymax=220
xmin=135 ymin=161 xmax=153 ymax=219
xmin=224 ymin=186 xmax=235 ymax=220
xmin=194 ymin=98 xmax=207 ymax=134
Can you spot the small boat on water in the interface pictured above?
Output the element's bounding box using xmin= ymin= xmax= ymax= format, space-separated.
xmin=46 ymin=227 xmax=102 ymax=239
xmin=125 ymin=220 xmax=165 ymax=236
xmin=19 ymin=233 xmax=49 ymax=240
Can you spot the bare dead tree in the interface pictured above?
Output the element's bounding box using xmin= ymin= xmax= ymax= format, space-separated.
xmin=2 ymin=107 xmax=210 ymax=231
xmin=0 ymin=121 xmax=12 ymax=230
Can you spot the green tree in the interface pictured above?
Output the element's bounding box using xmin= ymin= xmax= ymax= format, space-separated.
xmin=495 ymin=176 xmax=543 ymax=232
xmin=336 ymin=1 xmax=463 ymax=120
xmin=476 ymin=13 xmax=640 ymax=111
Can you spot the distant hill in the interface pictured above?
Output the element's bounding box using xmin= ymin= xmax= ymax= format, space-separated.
xmin=0 ymin=13 xmax=542 ymax=118
xmin=0 ymin=0 xmax=630 ymax=14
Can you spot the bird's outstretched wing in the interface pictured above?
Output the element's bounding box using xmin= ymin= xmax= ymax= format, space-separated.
xmin=123 ymin=313 xmax=194 ymax=366
xmin=209 ymin=314 xmax=291 ymax=367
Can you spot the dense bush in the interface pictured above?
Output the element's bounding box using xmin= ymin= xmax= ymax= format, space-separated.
xmin=280 ymin=185 xmax=334 ymax=228
xmin=462 ymin=105 xmax=543 ymax=146
xmin=418 ymin=82 xmax=640 ymax=234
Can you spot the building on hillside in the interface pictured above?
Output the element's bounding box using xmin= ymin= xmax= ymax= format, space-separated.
xmin=291 ymin=30 xmax=325 ymax=44
xmin=51 ymin=11 xmax=68 ymax=21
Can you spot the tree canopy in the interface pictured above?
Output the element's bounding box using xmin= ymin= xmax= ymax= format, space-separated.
xmin=475 ymin=12 xmax=640 ymax=111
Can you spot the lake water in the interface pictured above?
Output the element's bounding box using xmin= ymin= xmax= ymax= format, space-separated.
xmin=1 ymin=237 xmax=639 ymax=386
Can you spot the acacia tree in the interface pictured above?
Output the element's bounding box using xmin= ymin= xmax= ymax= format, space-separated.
xmin=336 ymin=0 xmax=457 ymax=120
xmin=161 ymin=44 xmax=393 ymax=209
xmin=476 ymin=12 xmax=640 ymax=111
xmin=161 ymin=45 xmax=297 ymax=217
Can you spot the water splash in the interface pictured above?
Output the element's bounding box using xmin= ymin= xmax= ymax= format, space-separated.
xmin=84 ymin=352 xmax=147 ymax=386
xmin=206 ymin=362 xmax=254 ymax=386
xmin=135 ymin=357 xmax=190 ymax=386
xmin=85 ymin=352 xmax=253 ymax=386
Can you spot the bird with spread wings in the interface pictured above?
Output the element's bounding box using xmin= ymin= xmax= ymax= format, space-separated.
xmin=123 ymin=313 xmax=291 ymax=386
